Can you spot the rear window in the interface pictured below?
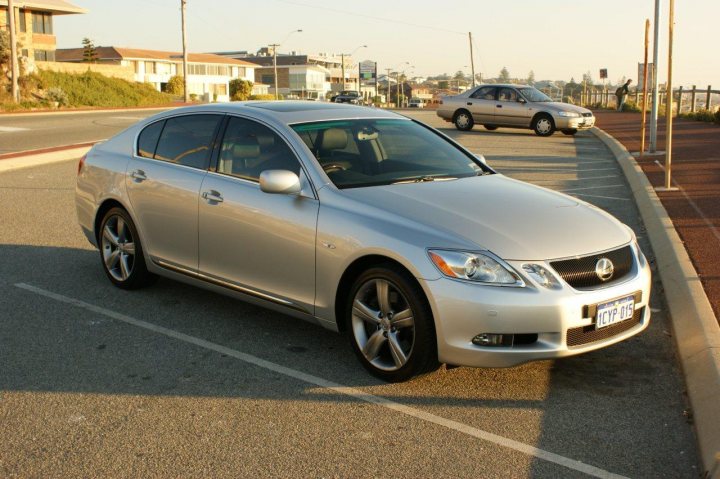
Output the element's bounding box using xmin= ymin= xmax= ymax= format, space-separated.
xmin=137 ymin=120 xmax=164 ymax=159
xmin=152 ymin=114 xmax=222 ymax=169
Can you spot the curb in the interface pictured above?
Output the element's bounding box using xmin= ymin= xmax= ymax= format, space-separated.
xmin=0 ymin=105 xmax=178 ymax=118
xmin=591 ymin=127 xmax=720 ymax=477
xmin=0 ymin=145 xmax=92 ymax=174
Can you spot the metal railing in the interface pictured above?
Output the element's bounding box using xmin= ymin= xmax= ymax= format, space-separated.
xmin=577 ymin=84 xmax=719 ymax=114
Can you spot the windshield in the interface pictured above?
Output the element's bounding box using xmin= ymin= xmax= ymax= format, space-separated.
xmin=291 ymin=119 xmax=489 ymax=189
xmin=518 ymin=87 xmax=552 ymax=102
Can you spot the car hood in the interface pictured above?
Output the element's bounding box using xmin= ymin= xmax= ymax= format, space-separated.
xmin=343 ymin=175 xmax=630 ymax=260
xmin=541 ymin=102 xmax=592 ymax=115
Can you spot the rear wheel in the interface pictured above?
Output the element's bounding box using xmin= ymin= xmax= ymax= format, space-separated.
xmin=453 ymin=110 xmax=474 ymax=131
xmin=483 ymin=125 xmax=498 ymax=131
xmin=99 ymin=207 xmax=154 ymax=290
xmin=345 ymin=265 xmax=438 ymax=382
xmin=561 ymin=129 xmax=578 ymax=136
xmin=533 ymin=114 xmax=555 ymax=137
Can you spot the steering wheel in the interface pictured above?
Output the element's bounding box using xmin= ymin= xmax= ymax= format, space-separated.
xmin=322 ymin=163 xmax=348 ymax=174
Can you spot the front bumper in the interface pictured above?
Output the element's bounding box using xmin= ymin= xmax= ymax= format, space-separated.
xmin=555 ymin=115 xmax=596 ymax=130
xmin=421 ymin=248 xmax=652 ymax=368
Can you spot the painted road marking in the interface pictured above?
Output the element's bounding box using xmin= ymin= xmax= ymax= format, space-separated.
xmin=14 ymin=282 xmax=627 ymax=479
xmin=568 ymin=193 xmax=631 ymax=202
xmin=0 ymin=126 xmax=29 ymax=132
xmin=560 ymin=184 xmax=625 ymax=193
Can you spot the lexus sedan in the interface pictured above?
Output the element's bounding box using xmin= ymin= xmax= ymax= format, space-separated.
xmin=76 ymin=102 xmax=650 ymax=382
xmin=437 ymin=84 xmax=595 ymax=136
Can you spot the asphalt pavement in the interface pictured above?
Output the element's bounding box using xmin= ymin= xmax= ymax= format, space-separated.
xmin=0 ymin=109 xmax=700 ymax=477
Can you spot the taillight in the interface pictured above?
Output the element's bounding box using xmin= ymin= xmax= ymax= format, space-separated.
xmin=78 ymin=154 xmax=87 ymax=175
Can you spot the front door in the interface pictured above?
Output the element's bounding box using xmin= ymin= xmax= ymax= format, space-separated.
xmin=126 ymin=114 xmax=223 ymax=270
xmin=494 ymin=87 xmax=531 ymax=127
xmin=198 ymin=116 xmax=319 ymax=313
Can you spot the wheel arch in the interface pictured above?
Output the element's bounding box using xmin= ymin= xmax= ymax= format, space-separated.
xmin=453 ymin=108 xmax=472 ymax=121
xmin=531 ymin=111 xmax=554 ymax=127
xmin=93 ymin=198 xmax=133 ymax=243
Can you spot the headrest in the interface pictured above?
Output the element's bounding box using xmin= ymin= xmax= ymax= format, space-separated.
xmin=231 ymin=138 xmax=260 ymax=159
xmin=254 ymin=132 xmax=276 ymax=150
xmin=319 ymin=128 xmax=348 ymax=150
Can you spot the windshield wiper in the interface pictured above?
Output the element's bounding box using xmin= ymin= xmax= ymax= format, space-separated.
xmin=391 ymin=175 xmax=458 ymax=184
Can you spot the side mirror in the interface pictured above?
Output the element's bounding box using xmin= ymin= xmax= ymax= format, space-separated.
xmin=259 ymin=170 xmax=302 ymax=195
xmin=518 ymin=97 xmax=527 ymax=104
xmin=474 ymin=154 xmax=488 ymax=166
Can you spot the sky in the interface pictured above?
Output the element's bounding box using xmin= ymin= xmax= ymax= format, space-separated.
xmin=55 ymin=0 xmax=720 ymax=88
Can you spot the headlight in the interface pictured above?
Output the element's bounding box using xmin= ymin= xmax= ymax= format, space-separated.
xmin=428 ymin=250 xmax=524 ymax=286
xmin=522 ymin=264 xmax=561 ymax=289
xmin=557 ymin=111 xmax=580 ymax=118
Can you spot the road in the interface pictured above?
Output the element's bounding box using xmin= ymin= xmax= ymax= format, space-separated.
xmin=0 ymin=109 xmax=699 ymax=477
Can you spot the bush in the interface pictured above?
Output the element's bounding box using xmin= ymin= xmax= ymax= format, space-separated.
xmin=716 ymin=109 xmax=720 ymax=124
xmin=679 ymin=109 xmax=720 ymax=124
xmin=249 ymin=94 xmax=275 ymax=100
xmin=164 ymin=75 xmax=184 ymax=95
xmin=45 ymin=87 xmax=68 ymax=106
xmin=229 ymin=78 xmax=253 ymax=101
xmin=35 ymin=70 xmax=173 ymax=107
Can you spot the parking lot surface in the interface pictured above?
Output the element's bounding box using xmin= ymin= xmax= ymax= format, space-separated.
xmin=0 ymin=110 xmax=699 ymax=477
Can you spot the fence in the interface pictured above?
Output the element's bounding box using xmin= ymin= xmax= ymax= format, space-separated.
xmin=579 ymin=84 xmax=719 ymax=114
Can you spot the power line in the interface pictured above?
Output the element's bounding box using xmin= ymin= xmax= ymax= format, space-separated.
xmin=271 ymin=0 xmax=466 ymax=35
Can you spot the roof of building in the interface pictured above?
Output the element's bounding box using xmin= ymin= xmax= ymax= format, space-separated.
xmin=55 ymin=47 xmax=258 ymax=66
xmin=0 ymin=0 xmax=87 ymax=14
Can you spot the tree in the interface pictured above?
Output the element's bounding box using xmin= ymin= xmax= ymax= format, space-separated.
xmin=526 ymin=70 xmax=535 ymax=85
xmin=499 ymin=67 xmax=510 ymax=82
xmin=582 ymin=70 xmax=593 ymax=86
xmin=229 ymin=78 xmax=253 ymax=101
xmin=82 ymin=37 xmax=98 ymax=63
xmin=438 ymin=80 xmax=449 ymax=90
xmin=453 ymin=70 xmax=465 ymax=80
xmin=164 ymin=75 xmax=184 ymax=95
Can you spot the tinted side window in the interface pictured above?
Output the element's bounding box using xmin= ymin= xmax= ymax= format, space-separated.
xmin=498 ymin=88 xmax=518 ymax=102
xmin=217 ymin=117 xmax=300 ymax=182
xmin=470 ymin=86 xmax=496 ymax=100
xmin=153 ymin=115 xmax=222 ymax=169
xmin=137 ymin=120 xmax=164 ymax=159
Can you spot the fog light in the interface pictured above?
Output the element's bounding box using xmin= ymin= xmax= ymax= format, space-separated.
xmin=472 ymin=333 xmax=513 ymax=347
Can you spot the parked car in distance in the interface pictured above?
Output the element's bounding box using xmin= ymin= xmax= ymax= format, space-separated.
xmin=437 ymin=84 xmax=595 ymax=136
xmin=408 ymin=98 xmax=425 ymax=108
xmin=331 ymin=90 xmax=363 ymax=104
xmin=77 ymin=101 xmax=650 ymax=382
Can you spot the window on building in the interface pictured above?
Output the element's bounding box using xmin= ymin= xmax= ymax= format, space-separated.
xmin=261 ymin=74 xmax=274 ymax=85
xmin=21 ymin=49 xmax=29 ymax=58
xmin=19 ymin=9 xmax=27 ymax=32
xmin=145 ymin=61 xmax=156 ymax=74
xmin=34 ymin=50 xmax=55 ymax=61
xmin=31 ymin=12 xmax=53 ymax=34
xmin=188 ymin=64 xmax=207 ymax=75
xmin=153 ymin=115 xmax=223 ymax=169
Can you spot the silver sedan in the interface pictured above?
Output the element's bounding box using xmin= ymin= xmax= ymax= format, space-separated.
xmin=437 ymin=84 xmax=595 ymax=136
xmin=76 ymin=102 xmax=650 ymax=382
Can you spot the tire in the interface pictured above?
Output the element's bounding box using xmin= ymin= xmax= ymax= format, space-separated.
xmin=483 ymin=125 xmax=498 ymax=131
xmin=98 ymin=207 xmax=154 ymax=290
xmin=561 ymin=129 xmax=578 ymax=136
xmin=453 ymin=110 xmax=474 ymax=131
xmin=532 ymin=114 xmax=555 ymax=137
xmin=345 ymin=264 xmax=439 ymax=382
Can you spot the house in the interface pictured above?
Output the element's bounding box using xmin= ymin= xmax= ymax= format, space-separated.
xmin=0 ymin=0 xmax=86 ymax=65
xmin=56 ymin=46 xmax=258 ymax=101
xmin=253 ymin=64 xmax=330 ymax=100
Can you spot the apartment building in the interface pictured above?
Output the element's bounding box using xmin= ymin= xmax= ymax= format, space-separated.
xmin=0 ymin=0 xmax=86 ymax=65
xmin=56 ymin=46 xmax=259 ymax=101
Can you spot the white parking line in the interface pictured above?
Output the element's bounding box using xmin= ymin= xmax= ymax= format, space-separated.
xmin=13 ymin=282 xmax=628 ymax=478
xmin=567 ymin=193 xmax=631 ymax=202
xmin=0 ymin=126 xmax=29 ymax=132
xmin=560 ymin=184 xmax=625 ymax=193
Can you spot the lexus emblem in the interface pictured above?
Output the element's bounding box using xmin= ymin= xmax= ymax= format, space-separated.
xmin=595 ymin=258 xmax=614 ymax=282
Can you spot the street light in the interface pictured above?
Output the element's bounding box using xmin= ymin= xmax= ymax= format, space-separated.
xmin=340 ymin=45 xmax=367 ymax=91
xmin=271 ymin=28 xmax=302 ymax=100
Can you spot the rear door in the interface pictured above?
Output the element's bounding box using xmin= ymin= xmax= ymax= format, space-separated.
xmin=495 ymin=87 xmax=532 ymax=126
xmin=466 ymin=86 xmax=497 ymax=124
xmin=126 ymin=114 xmax=223 ymax=271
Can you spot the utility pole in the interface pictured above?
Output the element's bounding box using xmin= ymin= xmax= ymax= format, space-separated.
xmin=271 ymin=43 xmax=280 ymax=100
xmin=660 ymin=0 xmax=677 ymax=191
xmin=649 ymin=0 xmax=661 ymax=152
xmin=8 ymin=0 xmax=20 ymax=103
xmin=180 ymin=0 xmax=189 ymax=103
xmin=341 ymin=53 xmax=346 ymax=90
xmin=640 ymin=19 xmax=650 ymax=158
xmin=385 ymin=68 xmax=391 ymax=107
xmin=468 ymin=32 xmax=476 ymax=88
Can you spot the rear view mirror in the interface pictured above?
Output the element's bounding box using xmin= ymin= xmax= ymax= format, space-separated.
xmin=357 ymin=128 xmax=378 ymax=141
xmin=259 ymin=170 xmax=302 ymax=195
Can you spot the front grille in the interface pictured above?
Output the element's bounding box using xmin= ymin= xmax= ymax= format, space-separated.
xmin=567 ymin=307 xmax=644 ymax=347
xmin=550 ymin=246 xmax=633 ymax=289
xmin=582 ymin=112 xmax=593 ymax=117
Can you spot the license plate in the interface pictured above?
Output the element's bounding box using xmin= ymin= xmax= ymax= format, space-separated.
xmin=595 ymin=296 xmax=635 ymax=329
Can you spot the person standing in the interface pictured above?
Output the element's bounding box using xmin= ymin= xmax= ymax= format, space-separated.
xmin=615 ymin=79 xmax=633 ymax=111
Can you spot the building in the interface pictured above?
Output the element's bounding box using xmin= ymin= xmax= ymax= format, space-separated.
xmin=253 ymin=64 xmax=329 ymax=100
xmin=56 ymin=47 xmax=258 ymax=102
xmin=215 ymin=49 xmax=364 ymax=94
xmin=0 ymin=0 xmax=86 ymax=67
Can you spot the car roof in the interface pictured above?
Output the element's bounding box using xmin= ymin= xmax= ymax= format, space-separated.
xmin=476 ymin=84 xmax=532 ymax=89
xmin=152 ymin=101 xmax=404 ymax=126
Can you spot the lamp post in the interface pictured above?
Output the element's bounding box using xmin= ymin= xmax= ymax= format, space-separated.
xmin=340 ymin=45 xmax=367 ymax=91
xmin=271 ymin=29 xmax=302 ymax=100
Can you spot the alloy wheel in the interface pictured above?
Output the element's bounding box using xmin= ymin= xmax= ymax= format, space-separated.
xmin=101 ymin=215 xmax=136 ymax=282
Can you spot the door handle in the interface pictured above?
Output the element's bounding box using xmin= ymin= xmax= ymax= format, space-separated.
xmin=130 ymin=169 xmax=147 ymax=181
xmin=466 ymin=102 xmax=473 ymax=106
xmin=202 ymin=190 xmax=224 ymax=203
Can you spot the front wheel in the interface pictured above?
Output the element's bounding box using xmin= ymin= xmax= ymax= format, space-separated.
xmin=561 ymin=129 xmax=578 ymax=136
xmin=99 ymin=207 xmax=154 ymax=290
xmin=533 ymin=115 xmax=555 ymax=137
xmin=453 ymin=110 xmax=474 ymax=131
xmin=345 ymin=265 xmax=439 ymax=382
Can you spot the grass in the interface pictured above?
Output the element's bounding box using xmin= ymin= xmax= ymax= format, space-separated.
xmin=678 ymin=109 xmax=720 ymax=125
xmin=0 ymin=70 xmax=175 ymax=111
